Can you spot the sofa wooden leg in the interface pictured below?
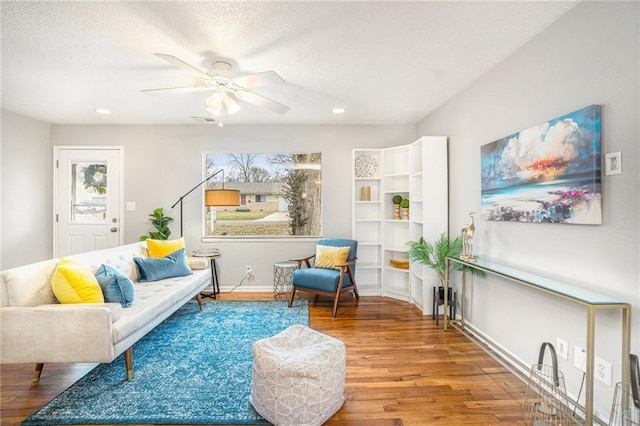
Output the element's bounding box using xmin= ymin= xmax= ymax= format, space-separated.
xmin=125 ymin=348 xmax=133 ymax=380
xmin=195 ymin=293 xmax=203 ymax=311
xmin=33 ymin=363 xmax=44 ymax=381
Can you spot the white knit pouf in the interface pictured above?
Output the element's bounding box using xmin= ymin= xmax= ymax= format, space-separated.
xmin=249 ymin=324 xmax=346 ymax=426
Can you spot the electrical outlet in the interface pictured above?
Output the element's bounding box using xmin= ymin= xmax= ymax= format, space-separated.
xmin=574 ymin=345 xmax=586 ymax=373
xmin=595 ymin=356 xmax=612 ymax=386
xmin=556 ymin=337 xmax=568 ymax=360
xmin=245 ymin=265 xmax=253 ymax=277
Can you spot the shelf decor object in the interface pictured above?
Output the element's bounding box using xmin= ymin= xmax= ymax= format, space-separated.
xmin=400 ymin=198 xmax=409 ymax=220
xmin=460 ymin=211 xmax=476 ymax=262
xmin=360 ymin=186 xmax=371 ymax=201
xmin=392 ymin=194 xmax=403 ymax=220
xmin=389 ymin=259 xmax=409 ymax=269
xmin=354 ymin=153 xmax=378 ymax=178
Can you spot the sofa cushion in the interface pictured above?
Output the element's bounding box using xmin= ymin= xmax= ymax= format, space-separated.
xmin=146 ymin=238 xmax=186 ymax=258
xmin=314 ymin=245 xmax=350 ymax=270
xmin=134 ymin=248 xmax=192 ymax=282
xmin=52 ymin=258 xmax=105 ymax=304
xmin=95 ymin=264 xmax=135 ymax=308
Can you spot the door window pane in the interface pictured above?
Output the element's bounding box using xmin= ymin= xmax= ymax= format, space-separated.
xmin=71 ymin=162 xmax=107 ymax=223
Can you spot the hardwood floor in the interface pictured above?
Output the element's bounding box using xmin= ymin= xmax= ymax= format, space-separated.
xmin=0 ymin=292 xmax=528 ymax=425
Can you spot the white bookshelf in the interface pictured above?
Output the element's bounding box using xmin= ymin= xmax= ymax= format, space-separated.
xmin=352 ymin=149 xmax=383 ymax=294
xmin=352 ymin=137 xmax=448 ymax=314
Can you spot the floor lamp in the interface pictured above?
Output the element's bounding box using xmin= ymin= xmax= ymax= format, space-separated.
xmin=171 ymin=169 xmax=240 ymax=237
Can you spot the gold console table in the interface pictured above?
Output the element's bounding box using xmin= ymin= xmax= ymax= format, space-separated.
xmin=444 ymin=256 xmax=632 ymax=426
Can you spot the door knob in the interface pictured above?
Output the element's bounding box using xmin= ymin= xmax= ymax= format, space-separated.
xmin=110 ymin=227 xmax=118 ymax=232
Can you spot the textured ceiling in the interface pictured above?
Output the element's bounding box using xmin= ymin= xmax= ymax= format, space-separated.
xmin=1 ymin=1 xmax=577 ymax=125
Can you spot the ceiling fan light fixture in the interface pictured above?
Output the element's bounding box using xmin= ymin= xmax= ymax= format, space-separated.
xmin=205 ymin=91 xmax=241 ymax=116
xmin=146 ymin=53 xmax=288 ymax=116
xmin=205 ymin=93 xmax=223 ymax=115
xmin=224 ymin=94 xmax=242 ymax=115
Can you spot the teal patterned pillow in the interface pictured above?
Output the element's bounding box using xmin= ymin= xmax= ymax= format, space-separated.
xmin=134 ymin=248 xmax=193 ymax=282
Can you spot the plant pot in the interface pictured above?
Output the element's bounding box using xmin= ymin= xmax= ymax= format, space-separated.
xmin=393 ymin=204 xmax=401 ymax=220
xmin=401 ymin=207 xmax=409 ymax=220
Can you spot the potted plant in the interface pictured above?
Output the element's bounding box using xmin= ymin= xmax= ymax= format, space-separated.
xmin=400 ymin=198 xmax=409 ymax=220
xmin=407 ymin=232 xmax=485 ymax=289
xmin=139 ymin=207 xmax=174 ymax=241
xmin=392 ymin=194 xmax=403 ymax=219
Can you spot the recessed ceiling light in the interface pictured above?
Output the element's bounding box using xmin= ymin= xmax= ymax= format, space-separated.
xmin=94 ymin=107 xmax=112 ymax=115
xmin=332 ymin=107 xmax=346 ymax=114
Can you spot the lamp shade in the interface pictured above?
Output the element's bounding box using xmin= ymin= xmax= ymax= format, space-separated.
xmin=205 ymin=189 xmax=240 ymax=206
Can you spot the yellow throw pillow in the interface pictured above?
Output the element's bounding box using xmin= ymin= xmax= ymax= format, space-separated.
xmin=314 ymin=246 xmax=350 ymax=270
xmin=147 ymin=238 xmax=186 ymax=258
xmin=52 ymin=258 xmax=105 ymax=304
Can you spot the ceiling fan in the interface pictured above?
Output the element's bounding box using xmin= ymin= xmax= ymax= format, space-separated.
xmin=142 ymin=53 xmax=289 ymax=116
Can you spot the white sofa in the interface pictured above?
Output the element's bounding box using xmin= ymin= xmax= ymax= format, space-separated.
xmin=0 ymin=241 xmax=210 ymax=381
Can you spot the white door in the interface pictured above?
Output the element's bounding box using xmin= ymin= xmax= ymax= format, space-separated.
xmin=54 ymin=147 xmax=124 ymax=257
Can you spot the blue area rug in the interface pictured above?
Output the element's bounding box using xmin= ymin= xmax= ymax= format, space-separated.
xmin=23 ymin=300 xmax=309 ymax=425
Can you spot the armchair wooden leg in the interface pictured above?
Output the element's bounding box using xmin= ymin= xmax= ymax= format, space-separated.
xmin=195 ymin=293 xmax=203 ymax=311
xmin=33 ymin=363 xmax=44 ymax=382
xmin=288 ymin=286 xmax=296 ymax=307
xmin=347 ymin=267 xmax=360 ymax=299
xmin=332 ymin=291 xmax=341 ymax=318
xmin=125 ymin=347 xmax=133 ymax=380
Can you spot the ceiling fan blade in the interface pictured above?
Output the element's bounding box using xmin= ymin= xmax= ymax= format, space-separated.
xmin=154 ymin=53 xmax=211 ymax=80
xmin=237 ymin=90 xmax=289 ymax=115
xmin=141 ymin=85 xmax=210 ymax=95
xmin=233 ymin=70 xmax=285 ymax=89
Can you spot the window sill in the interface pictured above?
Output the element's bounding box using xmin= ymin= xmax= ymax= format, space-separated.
xmin=201 ymin=236 xmax=321 ymax=243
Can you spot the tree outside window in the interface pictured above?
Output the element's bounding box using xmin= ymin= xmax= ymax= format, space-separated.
xmin=204 ymin=152 xmax=322 ymax=237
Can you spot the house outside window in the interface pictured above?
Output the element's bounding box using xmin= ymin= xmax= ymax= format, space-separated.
xmin=204 ymin=152 xmax=322 ymax=238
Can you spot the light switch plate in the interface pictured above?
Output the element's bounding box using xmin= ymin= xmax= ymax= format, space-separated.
xmin=605 ymin=151 xmax=622 ymax=175
xmin=126 ymin=201 xmax=136 ymax=211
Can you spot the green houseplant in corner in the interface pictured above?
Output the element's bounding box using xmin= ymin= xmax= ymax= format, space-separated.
xmin=139 ymin=207 xmax=174 ymax=241
xmin=407 ymin=232 xmax=485 ymax=323
xmin=407 ymin=232 xmax=485 ymax=286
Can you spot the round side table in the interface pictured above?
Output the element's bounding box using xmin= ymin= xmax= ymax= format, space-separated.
xmin=192 ymin=249 xmax=221 ymax=298
xmin=273 ymin=261 xmax=298 ymax=300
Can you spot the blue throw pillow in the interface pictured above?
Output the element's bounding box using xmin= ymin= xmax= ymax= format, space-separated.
xmin=134 ymin=248 xmax=193 ymax=282
xmin=94 ymin=264 xmax=135 ymax=308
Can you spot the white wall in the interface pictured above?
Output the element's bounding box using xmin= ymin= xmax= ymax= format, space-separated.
xmin=1 ymin=110 xmax=52 ymax=269
xmin=48 ymin=123 xmax=415 ymax=290
xmin=417 ymin=1 xmax=639 ymax=419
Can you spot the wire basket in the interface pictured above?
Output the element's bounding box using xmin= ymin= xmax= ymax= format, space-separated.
xmin=610 ymin=382 xmax=640 ymax=425
xmin=523 ymin=342 xmax=572 ymax=426
xmin=610 ymin=354 xmax=640 ymax=426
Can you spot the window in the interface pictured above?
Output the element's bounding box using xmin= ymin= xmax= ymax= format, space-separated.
xmin=204 ymin=152 xmax=322 ymax=238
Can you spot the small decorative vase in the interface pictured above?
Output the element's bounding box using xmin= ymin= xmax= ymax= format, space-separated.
xmin=393 ymin=205 xmax=401 ymax=220
xmin=401 ymin=207 xmax=409 ymax=220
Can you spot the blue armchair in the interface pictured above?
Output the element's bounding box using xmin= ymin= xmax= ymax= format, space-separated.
xmin=288 ymin=238 xmax=359 ymax=317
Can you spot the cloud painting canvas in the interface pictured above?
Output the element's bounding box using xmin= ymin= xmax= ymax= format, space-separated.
xmin=481 ymin=105 xmax=602 ymax=225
